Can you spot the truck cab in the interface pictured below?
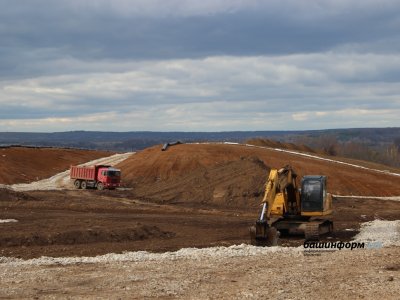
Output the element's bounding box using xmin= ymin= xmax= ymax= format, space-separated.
xmin=97 ymin=167 xmax=121 ymax=190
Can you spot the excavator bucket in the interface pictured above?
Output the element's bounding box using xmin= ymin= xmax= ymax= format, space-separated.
xmin=250 ymin=221 xmax=279 ymax=246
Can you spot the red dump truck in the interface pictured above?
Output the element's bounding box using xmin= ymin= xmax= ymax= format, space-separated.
xmin=70 ymin=165 xmax=121 ymax=190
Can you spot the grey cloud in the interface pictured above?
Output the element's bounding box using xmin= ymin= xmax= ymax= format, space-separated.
xmin=1 ymin=0 xmax=400 ymax=79
xmin=0 ymin=1 xmax=399 ymax=131
xmin=1 ymin=54 xmax=399 ymax=120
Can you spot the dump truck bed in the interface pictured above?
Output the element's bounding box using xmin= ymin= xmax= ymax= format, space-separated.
xmin=70 ymin=165 xmax=111 ymax=181
xmin=70 ymin=166 xmax=97 ymax=180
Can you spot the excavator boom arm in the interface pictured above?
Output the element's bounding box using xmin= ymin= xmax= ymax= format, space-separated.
xmin=259 ymin=169 xmax=279 ymax=220
xmin=259 ymin=166 xmax=297 ymax=220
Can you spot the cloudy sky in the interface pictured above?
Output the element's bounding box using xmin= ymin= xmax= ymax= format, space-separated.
xmin=0 ymin=0 xmax=399 ymax=132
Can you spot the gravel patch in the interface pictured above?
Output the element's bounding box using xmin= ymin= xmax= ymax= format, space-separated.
xmin=0 ymin=244 xmax=302 ymax=266
xmin=354 ymin=219 xmax=400 ymax=247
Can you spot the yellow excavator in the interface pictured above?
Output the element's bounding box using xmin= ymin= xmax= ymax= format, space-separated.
xmin=250 ymin=165 xmax=333 ymax=246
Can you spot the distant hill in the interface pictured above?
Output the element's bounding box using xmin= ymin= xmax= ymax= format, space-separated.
xmin=0 ymin=128 xmax=399 ymax=167
xmin=0 ymin=130 xmax=302 ymax=151
xmin=0 ymin=128 xmax=398 ymax=150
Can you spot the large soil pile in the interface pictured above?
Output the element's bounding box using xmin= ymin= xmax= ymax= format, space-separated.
xmin=118 ymin=143 xmax=400 ymax=206
xmin=0 ymin=147 xmax=112 ymax=184
xmin=119 ymin=144 xmax=271 ymax=207
xmin=128 ymin=155 xmax=269 ymax=208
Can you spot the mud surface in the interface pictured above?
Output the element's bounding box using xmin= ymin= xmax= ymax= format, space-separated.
xmin=1 ymin=188 xmax=400 ymax=259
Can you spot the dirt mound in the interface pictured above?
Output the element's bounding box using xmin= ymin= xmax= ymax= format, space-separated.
xmin=0 ymin=147 xmax=113 ymax=185
xmin=128 ymin=155 xmax=269 ymax=207
xmin=0 ymin=188 xmax=36 ymax=201
xmin=0 ymin=223 xmax=172 ymax=247
xmin=120 ymin=144 xmax=269 ymax=183
xmin=118 ymin=143 xmax=400 ymax=204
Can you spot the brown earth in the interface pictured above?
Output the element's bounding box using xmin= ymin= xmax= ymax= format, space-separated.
xmin=126 ymin=155 xmax=269 ymax=208
xmin=1 ymin=144 xmax=399 ymax=299
xmin=0 ymin=147 xmax=113 ymax=184
xmin=246 ymin=137 xmax=316 ymax=153
xmin=0 ymin=188 xmax=37 ymax=201
xmin=118 ymin=143 xmax=400 ymax=207
xmin=1 ymin=188 xmax=400 ymax=259
xmin=0 ymin=143 xmax=399 ymax=260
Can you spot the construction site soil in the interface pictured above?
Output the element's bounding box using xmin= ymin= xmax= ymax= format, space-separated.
xmin=0 ymin=147 xmax=112 ymax=184
xmin=0 ymin=143 xmax=399 ymax=259
xmin=119 ymin=143 xmax=400 ymax=205
xmin=1 ymin=188 xmax=400 ymax=260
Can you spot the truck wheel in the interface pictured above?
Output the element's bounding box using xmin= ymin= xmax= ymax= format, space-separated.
xmin=97 ymin=182 xmax=104 ymax=190
xmin=74 ymin=180 xmax=81 ymax=189
xmin=81 ymin=181 xmax=87 ymax=189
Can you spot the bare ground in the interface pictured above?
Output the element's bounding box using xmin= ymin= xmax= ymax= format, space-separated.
xmin=0 ymin=144 xmax=399 ymax=299
xmin=0 ymin=147 xmax=113 ymax=185
xmin=1 ymin=189 xmax=399 ymax=259
xmin=1 ymin=246 xmax=399 ymax=299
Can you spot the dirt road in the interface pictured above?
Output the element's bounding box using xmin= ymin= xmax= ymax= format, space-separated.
xmin=7 ymin=152 xmax=133 ymax=192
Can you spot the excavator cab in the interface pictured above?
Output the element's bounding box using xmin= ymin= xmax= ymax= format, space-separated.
xmin=301 ymin=176 xmax=332 ymax=216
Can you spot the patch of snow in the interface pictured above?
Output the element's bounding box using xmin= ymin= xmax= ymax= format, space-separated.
xmin=353 ymin=220 xmax=400 ymax=247
xmin=0 ymin=219 xmax=18 ymax=223
xmin=333 ymin=195 xmax=400 ymax=201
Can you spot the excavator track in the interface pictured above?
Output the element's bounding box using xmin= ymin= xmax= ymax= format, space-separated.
xmin=305 ymin=220 xmax=333 ymax=241
xmin=305 ymin=223 xmax=320 ymax=241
